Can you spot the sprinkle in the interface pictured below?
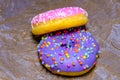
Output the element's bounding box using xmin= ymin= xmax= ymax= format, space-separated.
xmin=86 ymin=64 xmax=89 ymax=68
xmin=60 ymin=61 xmax=64 ymax=64
xmin=42 ymin=61 xmax=45 ymax=64
xmin=51 ymin=48 xmax=54 ymax=50
xmin=45 ymin=64 xmax=50 ymax=67
xmin=43 ymin=41 xmax=47 ymax=45
xmin=90 ymin=50 xmax=94 ymax=53
xmin=54 ymin=61 xmax=58 ymax=67
xmin=78 ymin=60 xmax=81 ymax=62
xmin=79 ymin=61 xmax=83 ymax=65
xmin=54 ymin=61 xmax=58 ymax=64
xmin=67 ymin=64 xmax=70 ymax=68
xmin=76 ymin=56 xmax=80 ymax=60
xmin=93 ymin=43 xmax=96 ymax=47
xmin=40 ymin=45 xmax=44 ymax=48
xmin=82 ymin=37 xmax=85 ymax=41
xmin=86 ymin=48 xmax=89 ymax=50
xmin=79 ymin=33 xmax=82 ymax=36
xmin=85 ymin=52 xmax=88 ymax=56
xmin=70 ymin=37 xmax=73 ymax=40
xmin=50 ymin=64 xmax=54 ymax=68
xmin=61 ymin=36 xmax=64 ymax=39
xmin=53 ymin=40 xmax=56 ymax=42
xmin=64 ymin=51 xmax=68 ymax=54
xmin=98 ymin=50 xmax=101 ymax=54
xmin=72 ymin=62 xmax=76 ymax=66
xmin=41 ymin=37 xmax=45 ymax=40
xmin=76 ymin=38 xmax=79 ymax=42
xmin=40 ymin=57 xmax=42 ymax=61
xmin=74 ymin=48 xmax=79 ymax=53
xmin=57 ymin=70 xmax=60 ymax=73
xmin=96 ymin=55 xmax=99 ymax=58
xmin=64 ymin=51 xmax=70 ymax=58
xmin=59 ymin=53 xmax=63 ymax=56
xmin=50 ymin=54 xmax=53 ymax=57
xmin=81 ymin=30 xmax=85 ymax=32
xmin=60 ymin=58 xmax=64 ymax=61
xmin=46 ymin=54 xmax=50 ymax=58
xmin=52 ymin=57 xmax=56 ymax=61
xmin=77 ymin=44 xmax=81 ymax=48
xmin=81 ymin=46 xmax=84 ymax=49
xmin=83 ymin=66 xmax=86 ymax=70
xmin=65 ymin=54 xmax=70 ymax=58
xmin=47 ymin=42 xmax=51 ymax=45
xmin=39 ymin=52 xmax=43 ymax=56
xmin=81 ymin=42 xmax=84 ymax=45
xmin=54 ymin=64 xmax=58 ymax=67
xmin=38 ymin=49 xmax=40 ymax=52
xmin=46 ymin=45 xmax=49 ymax=47
xmin=73 ymin=53 xmax=77 ymax=57
xmin=37 ymin=44 xmax=40 ymax=48
xmin=83 ymin=55 xmax=87 ymax=59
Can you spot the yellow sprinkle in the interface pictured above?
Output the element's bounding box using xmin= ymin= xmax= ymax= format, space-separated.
xmin=96 ymin=55 xmax=99 ymax=58
xmin=66 ymin=54 xmax=68 ymax=56
xmin=46 ymin=45 xmax=49 ymax=47
xmin=45 ymin=64 xmax=50 ymax=67
xmin=65 ymin=54 xmax=70 ymax=58
xmin=64 ymin=51 xmax=68 ymax=54
xmin=93 ymin=44 xmax=96 ymax=47
xmin=83 ymin=55 xmax=87 ymax=59
xmin=82 ymin=37 xmax=85 ymax=41
xmin=41 ymin=37 xmax=44 ymax=40
xmin=47 ymin=42 xmax=51 ymax=45
xmin=66 ymin=55 xmax=70 ymax=58
xmin=51 ymin=48 xmax=54 ymax=50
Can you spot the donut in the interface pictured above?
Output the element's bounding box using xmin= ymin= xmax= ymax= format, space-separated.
xmin=38 ymin=27 xmax=99 ymax=76
xmin=31 ymin=7 xmax=88 ymax=35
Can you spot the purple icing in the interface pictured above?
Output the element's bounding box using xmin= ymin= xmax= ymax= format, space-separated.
xmin=38 ymin=27 xmax=99 ymax=72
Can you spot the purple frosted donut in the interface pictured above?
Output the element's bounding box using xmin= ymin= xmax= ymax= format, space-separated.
xmin=38 ymin=27 xmax=99 ymax=76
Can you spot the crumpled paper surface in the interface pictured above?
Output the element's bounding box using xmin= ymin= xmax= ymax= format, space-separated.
xmin=0 ymin=0 xmax=120 ymax=80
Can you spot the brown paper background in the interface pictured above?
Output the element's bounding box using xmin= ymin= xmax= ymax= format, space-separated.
xmin=0 ymin=0 xmax=120 ymax=80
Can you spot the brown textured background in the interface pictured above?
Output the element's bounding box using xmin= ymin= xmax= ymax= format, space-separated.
xmin=0 ymin=0 xmax=120 ymax=80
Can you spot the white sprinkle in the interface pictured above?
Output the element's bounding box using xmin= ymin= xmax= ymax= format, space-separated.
xmin=57 ymin=70 xmax=60 ymax=73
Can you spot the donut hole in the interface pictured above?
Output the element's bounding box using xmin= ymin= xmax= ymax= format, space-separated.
xmin=60 ymin=40 xmax=77 ymax=49
xmin=60 ymin=43 xmax=67 ymax=47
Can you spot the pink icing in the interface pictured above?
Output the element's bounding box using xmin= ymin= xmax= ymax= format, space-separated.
xmin=31 ymin=7 xmax=88 ymax=26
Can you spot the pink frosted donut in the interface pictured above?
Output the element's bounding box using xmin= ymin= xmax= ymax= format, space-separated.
xmin=31 ymin=7 xmax=88 ymax=35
